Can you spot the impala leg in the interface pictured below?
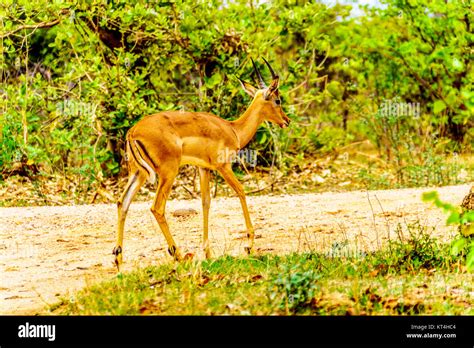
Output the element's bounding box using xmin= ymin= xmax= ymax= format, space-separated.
xmin=150 ymin=166 xmax=183 ymax=261
xmin=114 ymin=171 xmax=146 ymax=271
xmin=218 ymin=165 xmax=255 ymax=255
xmin=199 ymin=168 xmax=212 ymax=259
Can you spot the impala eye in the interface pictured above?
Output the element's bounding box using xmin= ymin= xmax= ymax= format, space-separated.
xmin=275 ymin=99 xmax=281 ymax=105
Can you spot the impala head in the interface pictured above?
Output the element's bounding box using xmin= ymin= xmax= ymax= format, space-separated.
xmin=238 ymin=58 xmax=290 ymax=128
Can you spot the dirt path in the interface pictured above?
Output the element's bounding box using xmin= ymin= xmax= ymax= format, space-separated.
xmin=0 ymin=184 xmax=469 ymax=314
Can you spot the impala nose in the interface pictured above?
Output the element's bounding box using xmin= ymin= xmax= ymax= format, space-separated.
xmin=280 ymin=116 xmax=290 ymax=128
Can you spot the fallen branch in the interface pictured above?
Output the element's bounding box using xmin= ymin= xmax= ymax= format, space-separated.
xmin=246 ymin=174 xmax=284 ymax=194
xmin=182 ymin=185 xmax=198 ymax=199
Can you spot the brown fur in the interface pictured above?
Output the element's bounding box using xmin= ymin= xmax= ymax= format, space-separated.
xmin=113 ymin=77 xmax=290 ymax=270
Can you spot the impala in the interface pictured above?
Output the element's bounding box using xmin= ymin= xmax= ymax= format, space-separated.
xmin=113 ymin=58 xmax=290 ymax=271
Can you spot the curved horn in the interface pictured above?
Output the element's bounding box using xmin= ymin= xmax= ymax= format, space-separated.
xmin=251 ymin=58 xmax=267 ymax=89
xmin=262 ymin=57 xmax=279 ymax=80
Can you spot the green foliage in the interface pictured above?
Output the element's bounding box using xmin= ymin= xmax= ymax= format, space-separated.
xmin=357 ymin=150 xmax=470 ymax=190
xmin=0 ymin=0 xmax=472 ymax=186
xmin=371 ymin=222 xmax=451 ymax=273
xmin=269 ymin=263 xmax=320 ymax=313
xmin=54 ymin=239 xmax=471 ymax=315
xmin=423 ymin=191 xmax=474 ymax=272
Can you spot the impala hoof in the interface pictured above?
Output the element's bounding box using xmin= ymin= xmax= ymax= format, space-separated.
xmin=167 ymin=246 xmax=184 ymax=262
xmin=112 ymin=246 xmax=122 ymax=256
xmin=244 ymin=246 xmax=253 ymax=255
xmin=113 ymin=246 xmax=123 ymax=271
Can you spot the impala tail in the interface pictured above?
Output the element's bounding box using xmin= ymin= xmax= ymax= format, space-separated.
xmin=125 ymin=132 xmax=157 ymax=185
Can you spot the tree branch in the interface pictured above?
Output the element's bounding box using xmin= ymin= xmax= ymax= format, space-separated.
xmin=1 ymin=17 xmax=63 ymax=39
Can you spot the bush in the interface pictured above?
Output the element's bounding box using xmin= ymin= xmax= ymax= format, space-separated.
xmin=1 ymin=0 xmax=472 ymax=186
xmin=269 ymin=263 xmax=320 ymax=314
xmin=423 ymin=191 xmax=474 ymax=272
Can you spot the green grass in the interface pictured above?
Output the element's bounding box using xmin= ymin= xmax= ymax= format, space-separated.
xmin=52 ymin=228 xmax=473 ymax=316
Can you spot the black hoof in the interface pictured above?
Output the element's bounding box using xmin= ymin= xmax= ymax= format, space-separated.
xmin=112 ymin=246 xmax=122 ymax=256
xmin=168 ymin=245 xmax=177 ymax=257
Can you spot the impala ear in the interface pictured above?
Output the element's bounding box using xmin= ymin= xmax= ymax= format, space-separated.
xmin=237 ymin=77 xmax=258 ymax=97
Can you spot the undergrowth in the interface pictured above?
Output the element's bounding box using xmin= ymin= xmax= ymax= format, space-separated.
xmin=52 ymin=226 xmax=472 ymax=316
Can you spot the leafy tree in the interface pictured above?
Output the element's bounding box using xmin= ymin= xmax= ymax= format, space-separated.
xmin=0 ymin=0 xmax=471 ymax=186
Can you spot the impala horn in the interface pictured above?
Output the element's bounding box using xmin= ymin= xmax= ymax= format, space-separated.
xmin=251 ymin=58 xmax=267 ymax=89
xmin=262 ymin=57 xmax=279 ymax=80
xmin=262 ymin=58 xmax=279 ymax=98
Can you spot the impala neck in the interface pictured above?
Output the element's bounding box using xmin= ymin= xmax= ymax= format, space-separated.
xmin=230 ymin=100 xmax=264 ymax=149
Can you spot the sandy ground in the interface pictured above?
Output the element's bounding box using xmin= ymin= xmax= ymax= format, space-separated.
xmin=0 ymin=184 xmax=470 ymax=314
